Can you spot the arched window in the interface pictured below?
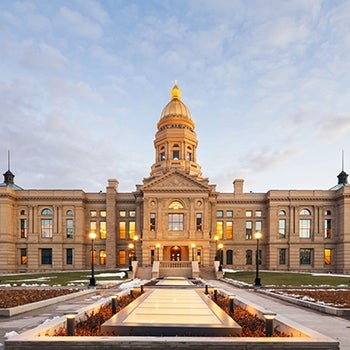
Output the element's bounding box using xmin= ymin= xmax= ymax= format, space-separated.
xmin=169 ymin=201 xmax=183 ymax=209
xmin=66 ymin=209 xmax=73 ymax=215
xmin=325 ymin=210 xmax=332 ymax=216
xmin=278 ymin=210 xmax=286 ymax=216
xmin=41 ymin=208 xmax=53 ymax=215
xmin=226 ymin=250 xmax=233 ymax=265
xmin=300 ymin=209 xmax=311 ymax=215
xmin=246 ymin=249 xmax=253 ymax=265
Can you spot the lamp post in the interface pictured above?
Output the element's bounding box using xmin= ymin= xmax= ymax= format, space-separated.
xmin=218 ymin=243 xmax=223 ymax=271
xmin=156 ymin=243 xmax=160 ymax=261
xmin=89 ymin=232 xmax=97 ymax=287
xmin=254 ymin=231 xmax=262 ymax=287
xmin=128 ymin=243 xmax=134 ymax=271
xmin=191 ymin=243 xmax=196 ymax=261
xmin=214 ymin=235 xmax=219 ymax=260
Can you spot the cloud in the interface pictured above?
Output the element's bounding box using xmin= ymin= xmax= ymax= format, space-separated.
xmin=58 ymin=6 xmax=103 ymax=39
xmin=20 ymin=42 xmax=67 ymax=72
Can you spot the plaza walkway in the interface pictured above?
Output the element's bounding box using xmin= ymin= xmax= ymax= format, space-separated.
xmin=0 ymin=278 xmax=349 ymax=349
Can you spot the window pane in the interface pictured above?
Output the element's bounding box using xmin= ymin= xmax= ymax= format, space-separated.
xmin=196 ymin=213 xmax=202 ymax=231
xmin=41 ymin=219 xmax=53 ymax=238
xmin=246 ymin=210 xmax=252 ymax=217
xmin=20 ymin=248 xmax=27 ymax=265
xmin=99 ymin=250 xmax=106 ymax=265
xmin=324 ymin=249 xmax=332 ymax=265
xmin=100 ymin=221 xmax=107 ymax=239
xmin=279 ymin=219 xmax=286 ymax=238
xmin=100 ymin=210 xmax=106 ymax=217
xmin=300 ymin=248 xmax=312 ymax=265
xmin=129 ymin=221 xmax=136 ymax=239
xmin=216 ymin=221 xmax=223 ymax=239
xmin=226 ymin=210 xmax=233 ymax=217
xmin=324 ymin=219 xmax=332 ymax=239
xmin=216 ymin=210 xmax=223 ymax=218
xmin=20 ymin=219 xmax=27 ymax=238
xmin=150 ymin=213 xmax=156 ymax=231
xmin=279 ymin=248 xmax=286 ymax=264
xmin=245 ymin=221 xmax=252 ymax=240
xmin=168 ymin=213 xmax=184 ymax=231
xmin=226 ymin=221 xmax=233 ymax=239
xmin=119 ymin=250 xmax=126 ymax=265
xmin=66 ymin=219 xmax=73 ymax=238
xmin=90 ymin=210 xmax=97 ymax=217
xmin=246 ymin=250 xmax=252 ymax=265
xmin=119 ymin=222 xmax=126 ymax=239
xmin=299 ymin=219 xmax=311 ymax=238
xmin=66 ymin=248 xmax=73 ymax=264
xmin=41 ymin=249 xmax=52 ymax=264
xmin=255 ymin=210 xmax=262 ymax=217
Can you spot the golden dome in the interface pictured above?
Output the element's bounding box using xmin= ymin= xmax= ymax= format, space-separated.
xmin=160 ymin=82 xmax=192 ymax=120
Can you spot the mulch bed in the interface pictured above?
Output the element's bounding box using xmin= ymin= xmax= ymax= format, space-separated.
xmin=0 ymin=288 xmax=80 ymax=308
xmin=269 ymin=289 xmax=350 ymax=308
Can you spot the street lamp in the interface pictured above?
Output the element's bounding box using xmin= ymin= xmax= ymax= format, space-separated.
xmin=191 ymin=243 xmax=196 ymax=261
xmin=218 ymin=243 xmax=223 ymax=271
xmin=254 ymin=231 xmax=262 ymax=287
xmin=128 ymin=242 xmax=134 ymax=271
xmin=156 ymin=243 xmax=160 ymax=261
xmin=214 ymin=235 xmax=219 ymax=260
xmin=89 ymin=232 xmax=97 ymax=287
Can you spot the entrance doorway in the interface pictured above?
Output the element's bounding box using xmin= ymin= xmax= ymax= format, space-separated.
xmin=170 ymin=246 xmax=181 ymax=261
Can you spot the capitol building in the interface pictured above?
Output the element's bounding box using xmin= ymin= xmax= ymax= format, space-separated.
xmin=0 ymin=83 xmax=349 ymax=275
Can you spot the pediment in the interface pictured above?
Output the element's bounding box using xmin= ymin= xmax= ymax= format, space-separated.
xmin=142 ymin=170 xmax=210 ymax=192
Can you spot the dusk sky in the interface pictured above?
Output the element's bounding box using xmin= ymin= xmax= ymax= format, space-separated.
xmin=1 ymin=0 xmax=350 ymax=193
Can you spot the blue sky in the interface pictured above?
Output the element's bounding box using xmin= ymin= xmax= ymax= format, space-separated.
xmin=1 ymin=0 xmax=350 ymax=193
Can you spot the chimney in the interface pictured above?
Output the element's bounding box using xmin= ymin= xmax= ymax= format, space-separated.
xmin=233 ymin=179 xmax=244 ymax=194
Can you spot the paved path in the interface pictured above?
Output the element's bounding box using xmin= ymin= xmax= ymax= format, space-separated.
xmin=1 ymin=279 xmax=349 ymax=349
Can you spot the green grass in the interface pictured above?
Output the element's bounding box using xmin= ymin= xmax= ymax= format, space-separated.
xmin=224 ymin=270 xmax=350 ymax=287
xmin=0 ymin=270 xmax=128 ymax=287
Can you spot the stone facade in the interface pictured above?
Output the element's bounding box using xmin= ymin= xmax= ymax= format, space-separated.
xmin=0 ymin=83 xmax=349 ymax=274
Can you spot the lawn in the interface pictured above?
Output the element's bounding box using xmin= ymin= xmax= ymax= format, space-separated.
xmin=223 ymin=270 xmax=350 ymax=287
xmin=0 ymin=270 xmax=128 ymax=287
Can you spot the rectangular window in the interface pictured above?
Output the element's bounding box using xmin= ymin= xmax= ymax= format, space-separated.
xmin=173 ymin=150 xmax=179 ymax=159
xmin=90 ymin=221 xmax=97 ymax=234
xmin=41 ymin=219 xmax=53 ymax=238
xmin=255 ymin=220 xmax=262 ymax=232
xmin=245 ymin=221 xmax=253 ymax=240
xmin=150 ymin=213 xmax=156 ymax=231
xmin=324 ymin=248 xmax=332 ymax=265
xmin=119 ymin=210 xmax=126 ymax=217
xmin=66 ymin=248 xmax=73 ymax=264
xmin=20 ymin=219 xmax=27 ymax=238
xmin=20 ymin=248 xmax=27 ymax=265
xmin=299 ymin=219 xmax=311 ymax=238
xmin=119 ymin=250 xmax=126 ymax=265
xmin=246 ymin=210 xmax=252 ymax=217
xmin=226 ymin=210 xmax=233 ymax=217
xmin=129 ymin=210 xmax=136 ymax=217
xmin=324 ymin=219 xmax=332 ymax=239
xmin=66 ymin=219 xmax=73 ymax=238
xmin=100 ymin=210 xmax=106 ymax=217
xmin=41 ymin=248 xmax=52 ymax=264
xmin=168 ymin=213 xmax=184 ymax=231
xmin=255 ymin=210 xmax=262 ymax=217
xmin=100 ymin=221 xmax=107 ymax=239
xmin=99 ymin=250 xmax=106 ymax=265
xmin=216 ymin=221 xmax=223 ymax=239
xmin=279 ymin=219 xmax=286 ymax=238
xmin=129 ymin=221 xmax=136 ymax=239
xmin=90 ymin=210 xmax=97 ymax=217
xmin=279 ymin=248 xmax=286 ymax=264
xmin=226 ymin=221 xmax=233 ymax=239
xmin=300 ymin=248 xmax=312 ymax=265
xmin=196 ymin=213 xmax=202 ymax=231
xmin=216 ymin=210 xmax=223 ymax=218
xmin=119 ymin=222 xmax=126 ymax=239
xmin=246 ymin=250 xmax=253 ymax=265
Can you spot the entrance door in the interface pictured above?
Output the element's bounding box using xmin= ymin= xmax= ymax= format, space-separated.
xmin=170 ymin=246 xmax=181 ymax=261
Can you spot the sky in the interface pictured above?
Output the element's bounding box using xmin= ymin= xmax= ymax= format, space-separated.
xmin=1 ymin=0 xmax=350 ymax=193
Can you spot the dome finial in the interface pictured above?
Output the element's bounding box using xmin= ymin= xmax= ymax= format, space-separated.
xmin=171 ymin=80 xmax=181 ymax=100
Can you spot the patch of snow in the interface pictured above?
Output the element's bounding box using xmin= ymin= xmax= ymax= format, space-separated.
xmin=4 ymin=331 xmax=19 ymax=339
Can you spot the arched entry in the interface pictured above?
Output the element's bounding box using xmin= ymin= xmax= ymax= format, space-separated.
xmin=170 ymin=246 xmax=181 ymax=261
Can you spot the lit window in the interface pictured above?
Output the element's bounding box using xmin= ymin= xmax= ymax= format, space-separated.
xmin=90 ymin=210 xmax=97 ymax=217
xmin=324 ymin=219 xmax=332 ymax=239
xmin=119 ymin=222 xmax=126 ymax=239
xmin=41 ymin=219 xmax=53 ymax=238
xmin=150 ymin=213 xmax=156 ymax=231
xmin=216 ymin=210 xmax=223 ymax=218
xmin=169 ymin=201 xmax=183 ymax=209
xmin=100 ymin=210 xmax=106 ymax=217
xmin=300 ymin=209 xmax=311 ymax=215
xmin=20 ymin=248 xmax=27 ymax=265
xmin=246 ymin=210 xmax=252 ymax=217
xmin=324 ymin=248 xmax=332 ymax=265
xmin=279 ymin=210 xmax=286 ymax=216
xmin=129 ymin=210 xmax=136 ymax=217
xmin=129 ymin=221 xmax=136 ymax=239
xmin=119 ymin=250 xmax=126 ymax=265
xmin=255 ymin=220 xmax=262 ymax=232
xmin=100 ymin=221 xmax=106 ymax=239
xmin=20 ymin=219 xmax=27 ymax=238
xmin=216 ymin=221 xmax=223 ymax=239
xmin=226 ymin=221 xmax=233 ymax=239
xmin=119 ymin=210 xmax=126 ymax=217
xmin=99 ymin=250 xmax=106 ymax=265
xmin=90 ymin=221 xmax=97 ymax=234
xmin=255 ymin=210 xmax=262 ymax=217
xmin=196 ymin=213 xmax=202 ymax=231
